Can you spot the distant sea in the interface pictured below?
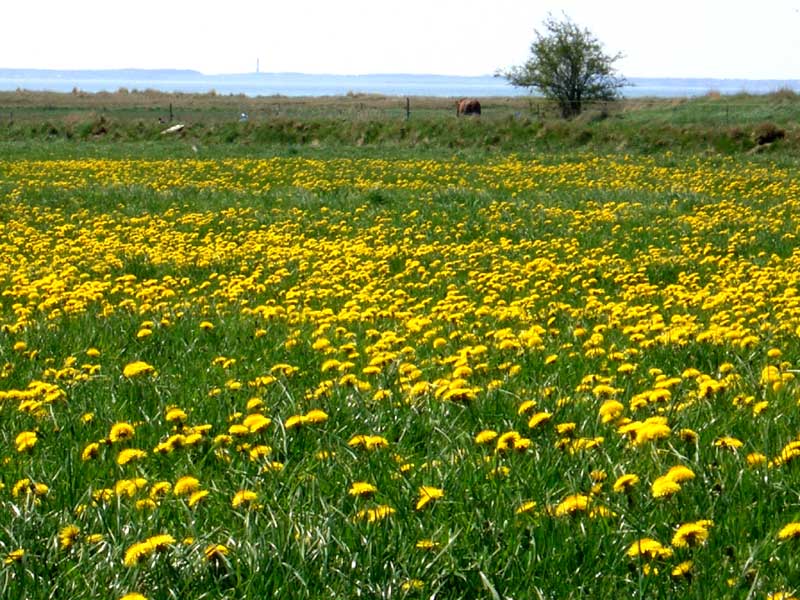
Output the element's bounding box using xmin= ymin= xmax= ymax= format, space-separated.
xmin=0 ymin=69 xmax=798 ymax=98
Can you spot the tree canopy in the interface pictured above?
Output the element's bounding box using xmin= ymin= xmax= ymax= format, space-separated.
xmin=502 ymin=15 xmax=626 ymax=118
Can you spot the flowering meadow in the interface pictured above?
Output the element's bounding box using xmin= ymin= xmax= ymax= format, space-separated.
xmin=2 ymin=153 xmax=800 ymax=598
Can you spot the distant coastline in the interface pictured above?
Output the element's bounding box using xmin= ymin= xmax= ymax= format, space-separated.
xmin=0 ymin=69 xmax=798 ymax=98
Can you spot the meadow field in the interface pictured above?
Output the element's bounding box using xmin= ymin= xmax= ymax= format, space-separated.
xmin=2 ymin=93 xmax=800 ymax=599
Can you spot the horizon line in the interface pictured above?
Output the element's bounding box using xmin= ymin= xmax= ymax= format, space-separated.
xmin=0 ymin=67 xmax=798 ymax=82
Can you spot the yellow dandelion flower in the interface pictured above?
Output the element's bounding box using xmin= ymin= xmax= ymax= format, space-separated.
xmin=590 ymin=470 xmax=607 ymax=483
xmin=652 ymin=476 xmax=681 ymax=499
xmin=613 ymin=473 xmax=640 ymax=493
xmin=778 ymin=522 xmax=800 ymax=540
xmin=248 ymin=445 xmax=272 ymax=460
xmin=173 ymin=476 xmax=201 ymax=496
xmin=80 ymin=442 xmax=100 ymax=462
xmin=633 ymin=422 xmax=671 ymax=445
xmin=119 ymin=593 xmax=148 ymax=600
xmin=15 ymin=430 xmax=38 ymax=452
xmin=108 ymin=422 xmax=135 ymax=443
xmin=188 ymin=490 xmax=210 ymax=508
xmin=554 ymin=494 xmax=591 ymax=517
xmin=136 ymin=499 xmax=157 ymax=511
xmin=347 ymin=434 xmax=389 ymax=450
xmin=416 ymin=486 xmax=444 ymax=510
xmin=372 ymin=389 xmax=392 ymax=401
xmin=556 ymin=422 xmax=576 ymax=436
xmin=760 ymin=365 xmax=782 ymax=387
xmin=588 ymin=505 xmax=617 ymax=519
xmin=11 ymin=478 xmax=29 ymax=497
xmin=767 ymin=592 xmax=799 ymax=600
xmin=495 ymin=431 xmax=521 ymax=453
xmin=773 ymin=441 xmax=800 ymax=467
xmin=626 ymin=538 xmax=673 ymax=560
xmin=261 ymin=460 xmax=284 ymax=472
xmin=746 ymin=452 xmax=767 ymax=467
xmin=204 ymin=544 xmax=229 ymax=562
xmin=92 ymin=488 xmax=113 ymax=503
xmin=598 ymin=400 xmax=624 ymax=423
xmin=415 ymin=539 xmax=440 ymax=550
xmin=489 ymin=465 xmax=510 ymax=478
xmin=117 ymin=448 xmax=147 ymax=466
xmin=114 ymin=479 xmax=139 ymax=498
xmin=401 ymin=579 xmax=424 ymax=592
xmin=515 ymin=501 xmax=538 ymax=515
xmin=165 ymin=407 xmax=188 ymax=423
xmin=528 ymin=411 xmax=552 ymax=429
xmin=232 ymin=489 xmax=258 ymax=508
xmin=59 ymin=525 xmax=80 ymax=549
xmin=592 ymin=384 xmax=618 ymax=399
xmin=3 ymin=549 xmax=24 ymax=565
xmin=145 ymin=534 xmax=175 ymax=552
xmin=123 ymin=541 xmax=152 ymax=567
xmin=349 ymin=482 xmax=378 ymax=497
xmin=30 ymin=482 xmax=48 ymax=497
xmin=475 ymin=429 xmax=499 ymax=444
xmin=305 ymin=409 xmax=329 ymax=424
xmin=355 ymin=504 xmax=395 ymax=523
xmin=199 ymin=321 xmax=214 ymax=331
xmin=665 ymin=465 xmax=695 ymax=483
xmin=360 ymin=435 xmax=389 ymax=450
xmin=348 ymin=434 xmax=369 ymax=448
xmin=246 ymin=397 xmax=265 ymax=411
xmin=284 ymin=414 xmax=307 ymax=429
xmin=149 ymin=482 xmax=172 ymax=499
xmin=670 ymin=560 xmax=693 ymax=580
xmin=713 ymin=436 xmax=743 ymax=450
xmin=123 ymin=361 xmax=156 ymax=378
xmin=672 ymin=521 xmax=712 ymax=548
xmin=242 ymin=413 xmax=272 ymax=433
xmin=513 ymin=437 xmax=533 ymax=451
xmin=228 ymin=423 xmax=250 ymax=436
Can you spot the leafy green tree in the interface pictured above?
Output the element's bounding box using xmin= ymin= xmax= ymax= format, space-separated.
xmin=501 ymin=14 xmax=625 ymax=118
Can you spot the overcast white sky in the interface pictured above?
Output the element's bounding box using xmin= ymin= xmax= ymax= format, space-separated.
xmin=2 ymin=0 xmax=798 ymax=79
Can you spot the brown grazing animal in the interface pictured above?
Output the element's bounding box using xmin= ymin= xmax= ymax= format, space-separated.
xmin=456 ymin=98 xmax=481 ymax=116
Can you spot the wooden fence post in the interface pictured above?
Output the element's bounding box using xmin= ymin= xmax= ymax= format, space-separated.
xmin=169 ymin=103 xmax=174 ymax=122
xmin=406 ymin=97 xmax=410 ymax=120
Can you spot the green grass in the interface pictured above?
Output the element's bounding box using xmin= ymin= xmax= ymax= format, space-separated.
xmin=2 ymin=112 xmax=800 ymax=598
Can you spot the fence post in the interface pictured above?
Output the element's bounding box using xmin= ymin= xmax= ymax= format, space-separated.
xmin=169 ymin=103 xmax=174 ymax=122
xmin=406 ymin=97 xmax=410 ymax=120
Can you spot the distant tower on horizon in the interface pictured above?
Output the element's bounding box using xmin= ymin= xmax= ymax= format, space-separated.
xmin=256 ymin=58 xmax=260 ymax=74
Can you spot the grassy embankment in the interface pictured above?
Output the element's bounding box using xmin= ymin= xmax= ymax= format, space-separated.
xmin=0 ymin=88 xmax=798 ymax=157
